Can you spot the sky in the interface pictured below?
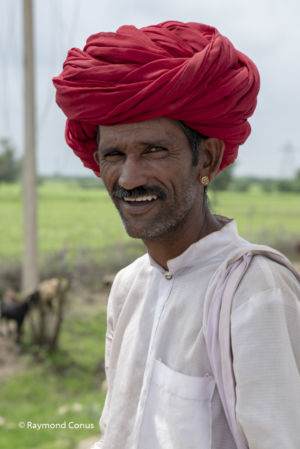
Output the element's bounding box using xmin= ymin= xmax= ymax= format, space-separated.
xmin=0 ymin=0 xmax=299 ymax=179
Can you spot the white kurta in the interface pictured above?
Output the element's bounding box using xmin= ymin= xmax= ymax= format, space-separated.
xmin=92 ymin=220 xmax=300 ymax=449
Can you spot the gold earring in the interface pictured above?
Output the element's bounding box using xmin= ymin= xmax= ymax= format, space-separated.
xmin=93 ymin=151 xmax=100 ymax=166
xmin=201 ymin=176 xmax=209 ymax=186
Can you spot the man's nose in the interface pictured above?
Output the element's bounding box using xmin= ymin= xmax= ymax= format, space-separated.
xmin=118 ymin=156 xmax=148 ymax=190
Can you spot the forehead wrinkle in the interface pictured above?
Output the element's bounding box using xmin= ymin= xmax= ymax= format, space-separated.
xmin=99 ymin=118 xmax=186 ymax=146
xmin=98 ymin=136 xmax=181 ymax=156
xmin=99 ymin=131 xmax=177 ymax=151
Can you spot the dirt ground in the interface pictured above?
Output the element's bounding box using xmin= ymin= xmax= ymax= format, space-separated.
xmin=0 ymin=331 xmax=24 ymax=380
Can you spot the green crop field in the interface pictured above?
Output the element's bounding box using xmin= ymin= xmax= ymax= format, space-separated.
xmin=0 ymin=181 xmax=299 ymax=262
xmin=0 ymin=181 xmax=128 ymax=261
xmin=209 ymin=188 xmax=300 ymax=252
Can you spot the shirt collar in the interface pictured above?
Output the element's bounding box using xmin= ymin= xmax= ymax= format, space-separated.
xmin=149 ymin=218 xmax=241 ymax=275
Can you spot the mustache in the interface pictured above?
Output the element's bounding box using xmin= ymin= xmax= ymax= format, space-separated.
xmin=112 ymin=185 xmax=166 ymax=200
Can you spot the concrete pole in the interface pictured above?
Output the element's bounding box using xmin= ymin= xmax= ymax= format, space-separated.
xmin=22 ymin=0 xmax=38 ymax=291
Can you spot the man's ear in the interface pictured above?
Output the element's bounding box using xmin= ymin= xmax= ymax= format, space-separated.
xmin=93 ymin=151 xmax=100 ymax=166
xmin=197 ymin=138 xmax=225 ymax=182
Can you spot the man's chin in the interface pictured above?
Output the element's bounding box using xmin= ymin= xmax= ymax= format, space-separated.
xmin=122 ymin=219 xmax=172 ymax=240
xmin=123 ymin=225 xmax=151 ymax=240
xmin=124 ymin=229 xmax=144 ymax=239
xmin=120 ymin=214 xmax=151 ymax=238
xmin=121 ymin=218 xmax=154 ymax=239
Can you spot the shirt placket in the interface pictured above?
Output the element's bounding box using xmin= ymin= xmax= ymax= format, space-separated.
xmin=133 ymin=270 xmax=175 ymax=448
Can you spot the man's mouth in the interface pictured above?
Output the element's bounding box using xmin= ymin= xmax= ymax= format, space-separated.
xmin=123 ymin=194 xmax=158 ymax=202
xmin=118 ymin=194 xmax=160 ymax=215
xmin=112 ymin=186 xmax=164 ymax=215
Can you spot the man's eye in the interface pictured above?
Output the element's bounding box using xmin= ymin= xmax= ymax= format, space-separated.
xmin=103 ymin=151 xmax=124 ymax=161
xmin=149 ymin=146 xmax=166 ymax=152
xmin=145 ymin=146 xmax=167 ymax=156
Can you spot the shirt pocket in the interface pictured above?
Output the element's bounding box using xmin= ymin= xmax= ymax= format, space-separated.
xmin=139 ymin=359 xmax=215 ymax=449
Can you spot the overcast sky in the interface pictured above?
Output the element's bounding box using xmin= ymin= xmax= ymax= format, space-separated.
xmin=0 ymin=0 xmax=299 ymax=178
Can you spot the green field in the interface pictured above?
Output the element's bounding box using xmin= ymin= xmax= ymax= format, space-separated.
xmin=0 ymin=181 xmax=299 ymax=261
xmin=0 ymin=181 xmax=128 ymax=261
xmin=210 ymin=188 xmax=300 ymax=255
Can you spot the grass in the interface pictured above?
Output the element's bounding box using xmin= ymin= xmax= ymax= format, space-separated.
xmin=0 ymin=302 xmax=107 ymax=449
xmin=209 ymin=188 xmax=300 ymax=251
xmin=0 ymin=181 xmax=299 ymax=262
xmin=0 ymin=180 xmax=130 ymax=260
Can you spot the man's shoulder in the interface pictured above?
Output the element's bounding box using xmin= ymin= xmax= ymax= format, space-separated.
xmin=232 ymin=253 xmax=300 ymax=311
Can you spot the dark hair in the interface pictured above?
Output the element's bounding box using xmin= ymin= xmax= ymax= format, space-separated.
xmin=178 ymin=121 xmax=206 ymax=166
xmin=178 ymin=121 xmax=209 ymax=203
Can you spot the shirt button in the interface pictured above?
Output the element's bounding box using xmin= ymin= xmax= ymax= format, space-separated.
xmin=165 ymin=274 xmax=173 ymax=280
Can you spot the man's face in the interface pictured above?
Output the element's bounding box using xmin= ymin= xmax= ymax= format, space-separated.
xmin=98 ymin=117 xmax=203 ymax=240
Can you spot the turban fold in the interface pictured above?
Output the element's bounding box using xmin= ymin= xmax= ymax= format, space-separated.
xmin=53 ymin=21 xmax=260 ymax=176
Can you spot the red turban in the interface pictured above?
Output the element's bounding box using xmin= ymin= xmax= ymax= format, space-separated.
xmin=53 ymin=21 xmax=260 ymax=177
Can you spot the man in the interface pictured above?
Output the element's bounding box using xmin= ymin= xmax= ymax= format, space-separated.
xmin=53 ymin=21 xmax=300 ymax=449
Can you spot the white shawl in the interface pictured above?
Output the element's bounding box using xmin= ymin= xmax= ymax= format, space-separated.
xmin=203 ymin=244 xmax=300 ymax=449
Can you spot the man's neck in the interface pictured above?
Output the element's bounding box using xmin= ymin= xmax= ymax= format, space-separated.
xmin=143 ymin=209 xmax=224 ymax=270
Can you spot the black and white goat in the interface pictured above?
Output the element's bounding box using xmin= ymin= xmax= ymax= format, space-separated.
xmin=0 ymin=291 xmax=39 ymax=343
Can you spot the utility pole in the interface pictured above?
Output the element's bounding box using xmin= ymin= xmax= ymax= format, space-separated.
xmin=279 ymin=142 xmax=295 ymax=179
xmin=22 ymin=0 xmax=38 ymax=291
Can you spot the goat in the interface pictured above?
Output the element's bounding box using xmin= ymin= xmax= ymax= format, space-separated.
xmin=0 ymin=291 xmax=39 ymax=343
xmin=39 ymin=277 xmax=70 ymax=306
xmin=24 ymin=278 xmax=70 ymax=309
xmin=20 ymin=278 xmax=70 ymax=348
xmin=3 ymin=288 xmax=18 ymax=304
